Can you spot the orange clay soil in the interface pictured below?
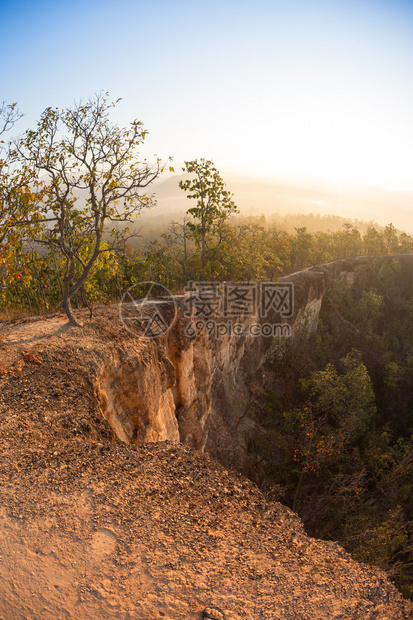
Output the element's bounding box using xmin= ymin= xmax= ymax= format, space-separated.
xmin=0 ymin=311 xmax=411 ymax=620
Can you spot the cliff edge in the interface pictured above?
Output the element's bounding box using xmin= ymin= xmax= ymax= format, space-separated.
xmin=0 ymin=312 xmax=411 ymax=619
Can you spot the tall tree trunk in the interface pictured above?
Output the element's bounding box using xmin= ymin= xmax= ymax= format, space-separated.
xmin=61 ymin=240 xmax=102 ymax=327
xmin=183 ymin=227 xmax=188 ymax=278
xmin=201 ymin=221 xmax=205 ymax=268
xmin=62 ymin=295 xmax=81 ymax=327
xmin=23 ymin=286 xmax=34 ymax=315
xmin=62 ymin=256 xmax=81 ymax=326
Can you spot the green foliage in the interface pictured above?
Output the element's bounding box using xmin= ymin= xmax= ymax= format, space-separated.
xmin=257 ymin=258 xmax=413 ymax=597
xmin=306 ymin=352 xmax=376 ymax=434
xmin=179 ymin=159 xmax=238 ymax=268
xmin=363 ymin=225 xmax=385 ymax=254
xmin=354 ymin=290 xmax=384 ymax=332
xmin=341 ymin=506 xmax=410 ymax=576
xmin=0 ymin=102 xmax=42 ymax=266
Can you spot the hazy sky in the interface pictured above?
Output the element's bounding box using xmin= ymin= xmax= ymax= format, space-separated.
xmin=1 ymin=0 xmax=413 ymax=190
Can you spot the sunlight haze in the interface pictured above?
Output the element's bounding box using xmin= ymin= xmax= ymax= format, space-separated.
xmin=1 ymin=0 xmax=412 ymax=207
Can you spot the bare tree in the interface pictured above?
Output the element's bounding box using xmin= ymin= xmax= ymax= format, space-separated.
xmin=0 ymin=102 xmax=23 ymax=137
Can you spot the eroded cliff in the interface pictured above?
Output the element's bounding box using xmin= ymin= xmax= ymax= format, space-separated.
xmin=0 ymin=313 xmax=412 ymax=618
xmin=95 ymin=255 xmax=413 ymax=470
xmin=94 ymin=265 xmax=326 ymax=469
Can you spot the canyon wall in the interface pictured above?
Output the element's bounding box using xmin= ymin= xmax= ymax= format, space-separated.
xmin=96 ymin=255 xmax=413 ymax=469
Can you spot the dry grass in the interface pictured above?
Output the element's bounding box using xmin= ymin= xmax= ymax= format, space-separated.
xmin=0 ymin=307 xmax=37 ymax=323
xmin=0 ymin=304 xmax=65 ymax=324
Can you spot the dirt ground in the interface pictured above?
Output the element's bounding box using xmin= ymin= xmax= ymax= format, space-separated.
xmin=0 ymin=312 xmax=412 ymax=620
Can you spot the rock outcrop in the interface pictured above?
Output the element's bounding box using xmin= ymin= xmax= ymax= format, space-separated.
xmin=97 ymin=254 xmax=413 ymax=470
xmin=94 ymin=267 xmax=326 ymax=469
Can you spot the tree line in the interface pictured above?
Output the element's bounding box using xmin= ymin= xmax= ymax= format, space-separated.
xmin=2 ymin=211 xmax=412 ymax=322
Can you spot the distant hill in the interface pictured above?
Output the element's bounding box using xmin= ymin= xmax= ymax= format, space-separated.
xmin=145 ymin=173 xmax=413 ymax=233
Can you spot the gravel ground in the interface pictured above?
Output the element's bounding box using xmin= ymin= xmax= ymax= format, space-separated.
xmin=0 ymin=313 xmax=411 ymax=620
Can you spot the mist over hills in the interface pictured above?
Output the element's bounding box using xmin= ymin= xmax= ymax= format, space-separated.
xmin=145 ymin=173 xmax=413 ymax=233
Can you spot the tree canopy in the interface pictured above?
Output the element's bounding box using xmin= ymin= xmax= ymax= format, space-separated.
xmin=0 ymin=103 xmax=35 ymax=259
xmin=16 ymin=93 xmax=165 ymax=325
xmin=179 ymin=159 xmax=238 ymax=267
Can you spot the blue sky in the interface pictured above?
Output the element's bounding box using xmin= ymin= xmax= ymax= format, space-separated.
xmin=1 ymin=0 xmax=413 ymax=190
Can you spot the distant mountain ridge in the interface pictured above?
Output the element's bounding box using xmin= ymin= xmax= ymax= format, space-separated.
xmin=146 ymin=173 xmax=413 ymax=233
